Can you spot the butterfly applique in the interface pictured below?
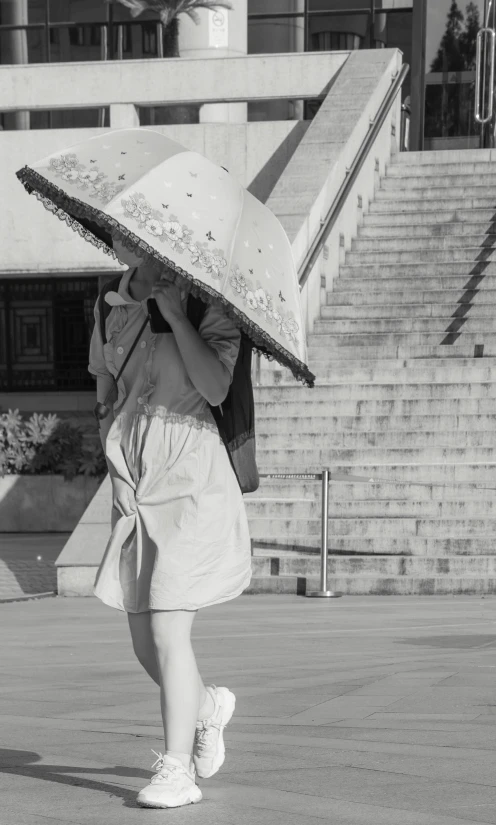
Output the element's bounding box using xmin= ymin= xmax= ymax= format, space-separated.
xmin=206 ymin=231 xmax=215 ymax=241
xmin=189 ymin=172 xmax=198 ymax=178
xmin=249 ymin=268 xmax=253 ymax=275
xmin=121 ymin=151 xmax=127 ymax=155
xmin=118 ymin=174 xmax=125 ymax=180
xmin=90 ymin=159 xmax=97 ymax=163
xmin=162 ymin=203 xmax=169 ymax=209
xmin=279 ymin=291 xmax=286 ymax=302
xmin=187 ymin=193 xmax=193 ymax=198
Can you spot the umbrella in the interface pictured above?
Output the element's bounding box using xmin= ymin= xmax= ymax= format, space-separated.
xmin=16 ymin=128 xmax=315 ymax=387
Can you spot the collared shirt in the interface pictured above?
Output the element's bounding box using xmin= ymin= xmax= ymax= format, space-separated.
xmin=88 ymin=268 xmax=240 ymax=417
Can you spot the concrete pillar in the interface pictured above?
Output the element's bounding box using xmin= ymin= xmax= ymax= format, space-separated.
xmin=2 ymin=0 xmax=30 ymax=129
xmin=178 ymin=3 xmax=247 ymax=123
xmin=289 ymin=0 xmax=305 ymax=120
xmin=109 ymin=103 xmax=140 ymax=128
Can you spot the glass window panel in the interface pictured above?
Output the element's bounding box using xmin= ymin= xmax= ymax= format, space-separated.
xmin=424 ymin=0 xmax=485 ymax=145
xmin=49 ymin=0 xmax=107 ymax=23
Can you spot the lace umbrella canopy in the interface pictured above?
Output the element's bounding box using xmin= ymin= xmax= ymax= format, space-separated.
xmin=16 ymin=128 xmax=315 ymax=387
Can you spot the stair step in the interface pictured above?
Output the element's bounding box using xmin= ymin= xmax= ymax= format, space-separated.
xmin=258 ymin=397 xmax=496 ymax=416
xmin=381 ymin=173 xmax=496 ymax=190
xmin=321 ymin=303 xmax=496 ymax=319
xmin=248 ymin=478 xmax=496 ymax=501
xmin=351 ymin=234 xmax=496 ymax=252
xmin=327 ymin=289 xmax=496 ymax=306
xmin=256 ymin=382 xmax=496 ymax=401
xmin=345 ymin=247 xmax=496 ymax=264
xmin=370 ymin=196 xmax=496 ymax=212
xmin=314 ymin=318 xmax=496 ymax=333
xmin=256 ymin=414 xmax=496 ymax=434
xmin=252 ymin=535 xmax=496 ymax=554
xmin=250 ymin=515 xmax=496 ymax=539
xmin=307 ymin=345 xmax=490 ymax=360
xmin=257 ymin=430 xmax=496 ymax=449
xmin=392 ymin=149 xmax=495 ymax=164
xmin=256 ymin=461 xmax=496 ymax=484
xmin=375 ymin=184 xmax=496 ymax=200
xmin=358 ymin=221 xmax=496 ymax=239
xmin=386 ymin=161 xmax=496 ymax=177
xmin=364 ymin=208 xmax=496 ymax=226
xmin=258 ymin=446 xmax=496 ymax=466
xmin=251 ymin=555 xmax=496 ymax=577
xmin=337 ymin=263 xmax=496 ymax=280
xmin=263 ymin=364 xmax=496 ymax=385
xmin=247 ymin=498 xmax=496 ymax=518
xmin=308 ymin=332 xmax=496 ymax=347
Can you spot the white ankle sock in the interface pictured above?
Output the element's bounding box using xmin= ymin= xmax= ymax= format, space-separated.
xmin=165 ymin=751 xmax=193 ymax=772
xmin=198 ymin=687 xmax=215 ymax=721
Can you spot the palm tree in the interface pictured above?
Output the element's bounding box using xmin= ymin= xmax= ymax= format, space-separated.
xmin=107 ymin=0 xmax=232 ymax=58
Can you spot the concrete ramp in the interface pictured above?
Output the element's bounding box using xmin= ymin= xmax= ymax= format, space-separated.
xmin=56 ymin=475 xmax=111 ymax=596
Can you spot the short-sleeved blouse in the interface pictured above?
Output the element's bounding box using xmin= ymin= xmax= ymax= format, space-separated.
xmin=88 ymin=268 xmax=241 ymax=419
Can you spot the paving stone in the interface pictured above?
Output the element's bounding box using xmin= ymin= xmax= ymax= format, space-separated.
xmin=2 ymin=594 xmax=496 ymax=824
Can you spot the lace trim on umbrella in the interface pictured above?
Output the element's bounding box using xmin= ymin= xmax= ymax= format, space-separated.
xmin=16 ymin=166 xmax=315 ymax=388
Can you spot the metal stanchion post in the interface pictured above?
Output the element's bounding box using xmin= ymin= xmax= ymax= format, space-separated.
xmin=306 ymin=469 xmax=342 ymax=598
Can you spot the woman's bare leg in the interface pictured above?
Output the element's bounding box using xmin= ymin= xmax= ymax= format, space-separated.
xmin=127 ymin=611 xmax=209 ymax=709
xmin=149 ymin=608 xmax=204 ymax=765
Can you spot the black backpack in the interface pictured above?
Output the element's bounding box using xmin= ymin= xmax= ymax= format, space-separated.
xmin=98 ymin=275 xmax=259 ymax=494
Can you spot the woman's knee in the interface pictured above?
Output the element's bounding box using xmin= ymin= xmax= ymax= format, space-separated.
xmin=150 ymin=609 xmax=197 ymax=655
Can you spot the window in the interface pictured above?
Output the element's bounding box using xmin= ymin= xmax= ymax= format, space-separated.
xmin=142 ymin=22 xmax=157 ymax=55
xmin=311 ymin=31 xmax=363 ymax=51
xmin=68 ymin=26 xmax=85 ymax=47
xmin=0 ymin=277 xmax=98 ymax=392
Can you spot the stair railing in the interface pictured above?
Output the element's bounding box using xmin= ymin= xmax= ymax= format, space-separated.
xmin=298 ymin=62 xmax=410 ymax=291
xmin=253 ymin=61 xmax=410 ymax=387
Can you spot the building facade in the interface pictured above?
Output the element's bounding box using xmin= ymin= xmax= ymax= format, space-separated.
xmin=0 ymin=0 xmax=493 ymax=409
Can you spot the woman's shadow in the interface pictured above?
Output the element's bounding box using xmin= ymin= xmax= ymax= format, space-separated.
xmin=0 ymin=747 xmax=154 ymax=809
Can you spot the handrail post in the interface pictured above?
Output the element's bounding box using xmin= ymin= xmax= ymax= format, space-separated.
xmin=475 ymin=27 xmax=496 ymax=125
xmin=306 ymin=469 xmax=342 ymax=599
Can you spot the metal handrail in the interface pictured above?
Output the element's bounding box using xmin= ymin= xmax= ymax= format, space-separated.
xmin=475 ymin=27 xmax=496 ymax=124
xmin=486 ymin=0 xmax=495 ymax=27
xmin=298 ymin=62 xmax=409 ymax=288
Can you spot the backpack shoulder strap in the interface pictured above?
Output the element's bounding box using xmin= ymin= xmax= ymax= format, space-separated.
xmin=186 ymin=293 xmax=207 ymax=331
xmin=98 ymin=275 xmax=124 ymax=344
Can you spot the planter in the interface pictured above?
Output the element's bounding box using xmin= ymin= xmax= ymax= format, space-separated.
xmin=0 ymin=475 xmax=101 ymax=532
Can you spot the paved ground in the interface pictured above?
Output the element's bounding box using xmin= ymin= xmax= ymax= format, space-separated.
xmin=1 ymin=594 xmax=496 ymax=825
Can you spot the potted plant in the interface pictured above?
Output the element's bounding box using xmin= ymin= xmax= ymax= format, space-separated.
xmin=0 ymin=410 xmax=106 ymax=532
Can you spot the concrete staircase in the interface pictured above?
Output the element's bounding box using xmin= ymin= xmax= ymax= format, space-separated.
xmin=248 ymin=149 xmax=496 ymax=595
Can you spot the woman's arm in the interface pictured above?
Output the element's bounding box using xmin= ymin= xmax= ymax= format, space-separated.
xmin=151 ymin=280 xmax=231 ymax=406
xmin=88 ymin=302 xmax=116 ymax=448
xmin=96 ymin=375 xmax=116 ymax=447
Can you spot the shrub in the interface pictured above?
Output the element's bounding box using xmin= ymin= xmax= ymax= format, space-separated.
xmin=0 ymin=410 xmax=106 ymax=480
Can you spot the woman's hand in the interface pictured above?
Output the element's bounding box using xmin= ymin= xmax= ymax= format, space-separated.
xmin=151 ymin=279 xmax=185 ymax=325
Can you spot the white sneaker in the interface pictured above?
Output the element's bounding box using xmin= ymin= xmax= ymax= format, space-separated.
xmin=193 ymin=685 xmax=236 ymax=779
xmin=136 ymin=751 xmax=202 ymax=808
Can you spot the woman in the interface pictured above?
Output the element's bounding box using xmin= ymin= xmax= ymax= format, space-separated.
xmin=88 ymin=239 xmax=252 ymax=809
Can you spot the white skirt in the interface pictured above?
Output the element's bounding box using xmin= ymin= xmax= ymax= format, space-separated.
xmin=93 ymin=408 xmax=252 ymax=612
